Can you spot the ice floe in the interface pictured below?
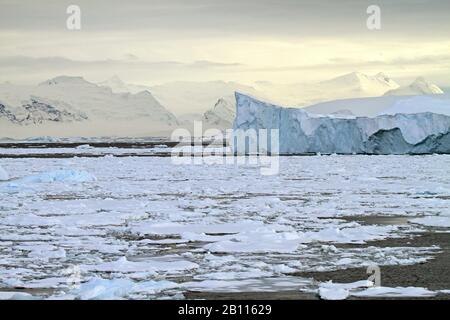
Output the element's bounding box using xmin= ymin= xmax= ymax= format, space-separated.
xmin=317 ymin=280 xmax=436 ymax=299
xmin=0 ymin=155 xmax=447 ymax=299
xmin=409 ymin=216 xmax=450 ymax=228
xmin=17 ymin=169 xmax=96 ymax=183
xmin=0 ymin=165 xmax=8 ymax=181
xmin=61 ymin=277 xmax=178 ymax=300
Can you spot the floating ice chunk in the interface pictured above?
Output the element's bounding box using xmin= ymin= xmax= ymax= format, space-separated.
xmin=318 ymin=280 xmax=373 ymax=300
xmin=204 ymin=229 xmax=301 ymax=253
xmin=319 ymin=287 xmax=349 ymax=300
xmin=352 ymin=286 xmax=436 ymax=298
xmin=66 ymin=277 xmax=178 ymax=300
xmin=0 ymin=165 xmax=9 ymax=181
xmin=409 ymin=216 xmax=450 ymax=228
xmin=0 ymin=291 xmax=36 ymax=300
xmin=183 ymin=277 xmax=310 ymax=293
xmin=130 ymin=220 xmax=266 ymax=236
xmin=83 ymin=256 xmax=198 ymax=273
xmin=28 ymin=247 xmax=66 ymax=260
xmin=18 ymin=169 xmax=96 ymax=183
xmin=301 ymin=225 xmax=399 ymax=244
xmin=23 ymin=277 xmax=68 ymax=289
xmin=317 ymin=281 xmax=436 ymax=299
xmin=71 ymin=278 xmax=136 ymax=300
xmin=75 ymin=144 xmax=93 ymax=149
xmin=194 ymin=270 xmax=273 ymax=281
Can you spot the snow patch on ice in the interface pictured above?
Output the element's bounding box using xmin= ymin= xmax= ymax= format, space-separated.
xmin=18 ymin=169 xmax=97 ymax=183
xmin=0 ymin=165 xmax=9 ymax=181
xmin=409 ymin=216 xmax=450 ymax=228
xmin=0 ymin=291 xmax=37 ymax=300
xmin=302 ymin=225 xmax=399 ymax=244
xmin=63 ymin=277 xmax=178 ymax=300
xmin=83 ymin=256 xmax=198 ymax=274
xmin=352 ymin=286 xmax=436 ymax=298
xmin=317 ymin=280 xmax=436 ymax=299
xmin=318 ymin=280 xmax=373 ymax=300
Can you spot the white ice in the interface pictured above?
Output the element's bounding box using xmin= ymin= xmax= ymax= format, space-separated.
xmin=317 ymin=281 xmax=436 ymax=299
xmin=0 ymin=154 xmax=447 ymax=299
xmin=0 ymin=165 xmax=8 ymax=181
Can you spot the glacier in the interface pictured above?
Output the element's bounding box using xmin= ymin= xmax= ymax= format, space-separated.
xmin=233 ymin=93 xmax=450 ymax=154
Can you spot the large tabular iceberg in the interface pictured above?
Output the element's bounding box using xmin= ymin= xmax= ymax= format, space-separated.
xmin=233 ymin=93 xmax=450 ymax=154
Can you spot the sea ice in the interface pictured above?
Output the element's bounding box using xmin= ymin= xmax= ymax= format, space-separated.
xmin=63 ymin=277 xmax=178 ymax=300
xmin=318 ymin=280 xmax=373 ymax=300
xmin=409 ymin=216 xmax=450 ymax=228
xmin=83 ymin=256 xmax=198 ymax=274
xmin=17 ymin=169 xmax=96 ymax=183
xmin=0 ymin=165 xmax=8 ymax=181
xmin=0 ymin=155 xmax=447 ymax=299
xmin=317 ymin=281 xmax=436 ymax=299
xmin=352 ymin=286 xmax=436 ymax=298
xmin=0 ymin=291 xmax=36 ymax=300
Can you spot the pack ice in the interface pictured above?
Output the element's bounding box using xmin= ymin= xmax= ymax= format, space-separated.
xmin=233 ymin=93 xmax=450 ymax=154
xmin=0 ymin=165 xmax=9 ymax=181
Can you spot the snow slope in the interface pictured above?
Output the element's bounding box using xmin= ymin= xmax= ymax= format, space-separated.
xmin=98 ymin=75 xmax=149 ymax=94
xmin=320 ymin=72 xmax=399 ymax=96
xmin=305 ymin=93 xmax=450 ymax=117
xmin=233 ymin=93 xmax=450 ymax=154
xmin=256 ymin=72 xmax=400 ymax=106
xmin=202 ymin=95 xmax=236 ymax=129
xmin=384 ymin=77 xmax=444 ymax=96
xmin=0 ymin=76 xmax=178 ymax=138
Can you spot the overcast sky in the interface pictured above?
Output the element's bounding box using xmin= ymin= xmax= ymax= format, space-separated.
xmin=1 ymin=0 xmax=449 ymax=86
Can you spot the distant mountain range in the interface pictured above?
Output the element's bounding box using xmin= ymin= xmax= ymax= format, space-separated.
xmin=384 ymin=77 xmax=444 ymax=96
xmin=0 ymin=76 xmax=178 ymax=138
xmin=0 ymin=72 xmax=445 ymax=138
xmin=199 ymin=73 xmax=444 ymax=128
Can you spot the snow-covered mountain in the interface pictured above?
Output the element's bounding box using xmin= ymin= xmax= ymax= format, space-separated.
xmin=0 ymin=76 xmax=178 ymax=138
xmin=234 ymin=93 xmax=450 ymax=154
xmin=198 ymin=72 xmax=401 ymax=129
xmin=98 ymin=75 xmax=149 ymax=94
xmin=202 ymin=96 xmax=236 ymax=129
xmin=255 ymin=72 xmax=400 ymax=106
xmin=320 ymin=72 xmax=400 ymax=96
xmin=384 ymin=77 xmax=444 ymax=96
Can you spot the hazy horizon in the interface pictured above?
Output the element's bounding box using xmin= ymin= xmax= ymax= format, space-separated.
xmin=1 ymin=0 xmax=449 ymax=87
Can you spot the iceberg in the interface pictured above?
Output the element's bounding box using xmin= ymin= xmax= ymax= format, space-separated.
xmin=233 ymin=93 xmax=450 ymax=154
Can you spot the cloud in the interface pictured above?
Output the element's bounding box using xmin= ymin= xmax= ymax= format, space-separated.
xmin=0 ymin=56 xmax=244 ymax=69
xmin=190 ymin=60 xmax=243 ymax=68
xmin=0 ymin=56 xmax=245 ymax=84
xmin=247 ymin=54 xmax=450 ymax=72
xmin=1 ymin=0 xmax=449 ymax=39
